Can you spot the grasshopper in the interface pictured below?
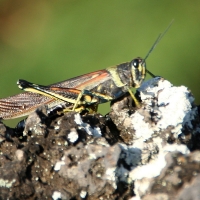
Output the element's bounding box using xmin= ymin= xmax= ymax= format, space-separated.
xmin=0 ymin=22 xmax=173 ymax=120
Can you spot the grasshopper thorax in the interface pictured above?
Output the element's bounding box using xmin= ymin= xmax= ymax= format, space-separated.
xmin=130 ymin=57 xmax=146 ymax=88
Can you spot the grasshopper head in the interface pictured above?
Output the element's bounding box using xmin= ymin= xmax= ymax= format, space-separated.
xmin=129 ymin=21 xmax=173 ymax=89
xmin=130 ymin=57 xmax=146 ymax=88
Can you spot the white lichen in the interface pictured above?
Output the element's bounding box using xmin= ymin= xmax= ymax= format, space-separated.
xmin=0 ymin=178 xmax=16 ymax=188
xmin=74 ymin=113 xmax=102 ymax=137
xmin=15 ymin=149 xmax=24 ymax=161
xmin=105 ymin=167 xmax=117 ymax=189
xmin=131 ymin=112 xmax=154 ymax=140
xmin=54 ymin=161 xmax=65 ymax=171
xmin=52 ymin=191 xmax=61 ymax=200
xmin=80 ymin=190 xmax=87 ymax=198
xmin=137 ymin=77 xmax=196 ymax=138
xmin=117 ymin=78 xmax=196 ymax=199
xmin=67 ymin=128 xmax=79 ymax=143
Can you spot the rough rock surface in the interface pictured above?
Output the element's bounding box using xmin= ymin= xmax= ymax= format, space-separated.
xmin=0 ymin=77 xmax=200 ymax=200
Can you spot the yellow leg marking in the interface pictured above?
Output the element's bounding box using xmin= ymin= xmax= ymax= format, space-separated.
xmin=58 ymin=105 xmax=85 ymax=115
xmin=72 ymin=90 xmax=84 ymax=111
xmin=73 ymin=106 xmax=85 ymax=112
xmin=127 ymin=88 xmax=141 ymax=108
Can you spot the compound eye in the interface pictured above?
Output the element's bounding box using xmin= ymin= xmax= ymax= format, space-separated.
xmin=132 ymin=59 xmax=139 ymax=68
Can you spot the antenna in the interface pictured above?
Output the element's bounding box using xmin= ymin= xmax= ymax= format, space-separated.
xmin=143 ymin=20 xmax=174 ymax=77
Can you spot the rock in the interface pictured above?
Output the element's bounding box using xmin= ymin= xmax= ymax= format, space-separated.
xmin=0 ymin=77 xmax=200 ymax=200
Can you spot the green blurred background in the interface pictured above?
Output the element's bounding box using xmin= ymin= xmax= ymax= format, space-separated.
xmin=0 ymin=0 xmax=200 ymax=127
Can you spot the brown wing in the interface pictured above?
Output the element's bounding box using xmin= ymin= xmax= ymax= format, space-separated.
xmin=0 ymin=70 xmax=110 ymax=119
xmin=51 ymin=70 xmax=110 ymax=90
xmin=0 ymin=92 xmax=55 ymax=119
